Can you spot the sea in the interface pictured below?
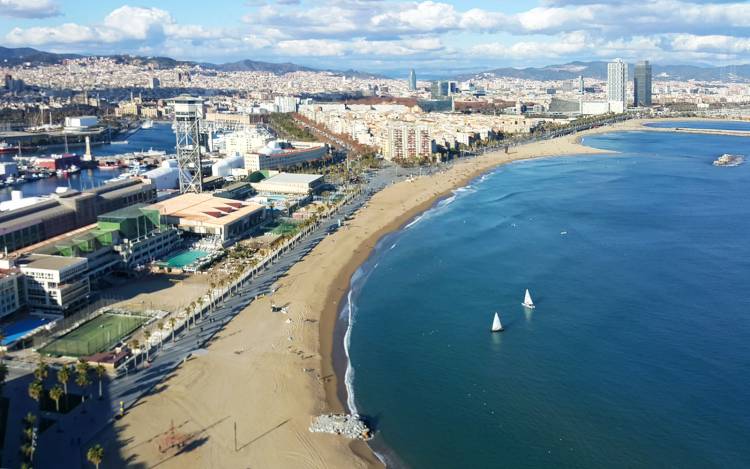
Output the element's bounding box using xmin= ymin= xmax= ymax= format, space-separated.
xmin=344 ymin=124 xmax=750 ymax=468
xmin=0 ymin=122 xmax=176 ymax=202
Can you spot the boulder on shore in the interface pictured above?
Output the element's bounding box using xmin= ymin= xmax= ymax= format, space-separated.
xmin=309 ymin=413 xmax=373 ymax=440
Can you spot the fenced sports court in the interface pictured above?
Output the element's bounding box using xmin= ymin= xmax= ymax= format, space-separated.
xmin=39 ymin=311 xmax=148 ymax=357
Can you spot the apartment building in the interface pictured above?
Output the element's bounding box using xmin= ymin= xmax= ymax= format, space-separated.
xmin=16 ymin=254 xmax=90 ymax=315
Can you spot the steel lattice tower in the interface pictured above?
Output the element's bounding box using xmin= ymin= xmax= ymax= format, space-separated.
xmin=170 ymin=95 xmax=204 ymax=193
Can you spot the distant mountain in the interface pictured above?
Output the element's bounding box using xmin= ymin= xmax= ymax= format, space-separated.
xmin=0 ymin=46 xmax=380 ymax=77
xmin=214 ymin=59 xmax=315 ymax=74
xmin=0 ymin=46 xmax=81 ymax=66
xmin=459 ymin=61 xmax=750 ymax=82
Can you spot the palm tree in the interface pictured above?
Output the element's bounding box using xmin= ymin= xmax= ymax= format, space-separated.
xmin=157 ymin=321 xmax=165 ymax=349
xmin=169 ymin=317 xmax=177 ymax=343
xmin=209 ymin=282 xmax=216 ymax=311
xmin=143 ymin=330 xmax=151 ymax=362
xmin=87 ymin=444 xmax=104 ymax=469
xmin=33 ymin=359 xmax=48 ymax=382
xmin=184 ymin=306 xmax=192 ymax=330
xmin=23 ymin=412 xmax=36 ymax=427
xmin=28 ymin=380 xmax=43 ymax=406
xmin=49 ymin=384 xmax=64 ymax=412
xmin=0 ymin=361 xmax=8 ymax=393
xmin=76 ymin=371 xmax=90 ymax=404
xmin=188 ymin=302 xmax=196 ymax=327
xmin=57 ymin=364 xmax=70 ymax=397
xmin=94 ymin=364 xmax=106 ymax=399
xmin=129 ymin=339 xmax=140 ymax=367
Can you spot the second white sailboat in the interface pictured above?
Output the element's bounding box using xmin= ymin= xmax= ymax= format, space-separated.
xmin=522 ymin=289 xmax=535 ymax=309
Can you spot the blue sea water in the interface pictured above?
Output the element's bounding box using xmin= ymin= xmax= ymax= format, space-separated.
xmin=346 ymin=128 xmax=750 ymax=468
xmin=645 ymin=120 xmax=750 ymax=131
xmin=0 ymin=122 xmax=175 ymax=202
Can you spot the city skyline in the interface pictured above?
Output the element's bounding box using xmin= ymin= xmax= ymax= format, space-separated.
xmin=0 ymin=1 xmax=748 ymax=74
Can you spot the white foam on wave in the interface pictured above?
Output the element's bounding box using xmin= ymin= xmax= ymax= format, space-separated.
xmin=437 ymin=194 xmax=456 ymax=207
xmin=343 ymin=288 xmax=358 ymax=415
xmin=404 ymin=213 xmax=424 ymax=229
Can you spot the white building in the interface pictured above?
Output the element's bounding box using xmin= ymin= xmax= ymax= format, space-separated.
xmin=0 ymin=162 xmax=18 ymax=177
xmin=607 ymin=59 xmax=628 ymax=111
xmin=274 ymin=96 xmax=299 ymax=113
xmin=251 ymin=172 xmax=324 ymax=195
xmin=224 ymin=127 xmax=274 ymax=157
xmin=64 ymin=116 xmax=98 ymax=131
xmin=16 ymin=254 xmax=90 ymax=315
xmin=0 ymin=262 xmax=22 ymax=319
xmin=244 ymin=141 xmax=328 ymax=172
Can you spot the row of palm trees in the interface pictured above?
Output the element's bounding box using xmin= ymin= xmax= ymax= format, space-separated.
xmin=22 ymin=359 xmax=106 ymax=467
xmin=28 ymin=359 xmax=107 ymax=413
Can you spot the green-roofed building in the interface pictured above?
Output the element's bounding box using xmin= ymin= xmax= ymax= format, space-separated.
xmin=97 ymin=204 xmax=163 ymax=240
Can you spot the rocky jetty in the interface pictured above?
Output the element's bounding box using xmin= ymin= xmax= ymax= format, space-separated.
xmin=713 ymin=154 xmax=744 ymax=167
xmin=309 ymin=413 xmax=373 ymax=440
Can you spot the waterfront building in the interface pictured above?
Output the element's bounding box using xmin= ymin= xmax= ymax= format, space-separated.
xmin=63 ymin=116 xmax=98 ymax=131
xmin=381 ymin=124 xmax=433 ymax=161
xmin=0 ymin=264 xmax=22 ymax=318
xmin=243 ymin=141 xmax=328 ymax=172
xmin=16 ymin=254 xmax=90 ymax=315
xmin=251 ymin=173 xmax=324 ymax=196
xmin=634 ymin=60 xmax=653 ymax=107
xmin=148 ymin=77 xmax=160 ymax=89
xmin=408 ymin=69 xmax=417 ymax=91
xmin=607 ymin=59 xmax=628 ymax=112
xmin=148 ymin=193 xmax=266 ymax=243
xmin=0 ymin=179 xmax=157 ymax=253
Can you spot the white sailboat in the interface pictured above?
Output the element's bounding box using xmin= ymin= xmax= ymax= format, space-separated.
xmin=522 ymin=289 xmax=535 ymax=309
xmin=491 ymin=312 xmax=503 ymax=332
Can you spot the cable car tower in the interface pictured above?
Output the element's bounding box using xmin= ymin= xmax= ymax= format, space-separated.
xmin=170 ymin=95 xmax=204 ymax=193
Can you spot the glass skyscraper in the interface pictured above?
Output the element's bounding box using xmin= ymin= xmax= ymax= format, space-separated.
xmin=634 ymin=60 xmax=652 ymax=107
xmin=408 ymin=69 xmax=417 ymax=91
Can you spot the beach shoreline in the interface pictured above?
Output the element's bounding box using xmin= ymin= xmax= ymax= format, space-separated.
xmin=106 ymin=117 xmax=721 ymax=468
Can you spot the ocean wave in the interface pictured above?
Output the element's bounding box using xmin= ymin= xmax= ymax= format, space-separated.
xmin=404 ymin=214 xmax=424 ymax=229
xmin=437 ymin=194 xmax=456 ymax=207
xmin=344 ymin=288 xmax=358 ymax=414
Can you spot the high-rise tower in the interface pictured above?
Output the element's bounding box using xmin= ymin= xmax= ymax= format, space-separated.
xmin=170 ymin=95 xmax=204 ymax=194
xmin=408 ymin=69 xmax=417 ymax=91
xmin=607 ymin=59 xmax=628 ymax=111
xmin=634 ymin=60 xmax=652 ymax=107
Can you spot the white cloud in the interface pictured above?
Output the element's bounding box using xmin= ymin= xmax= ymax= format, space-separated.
xmin=0 ymin=0 xmax=59 ymax=18
xmin=3 ymin=1 xmax=750 ymax=68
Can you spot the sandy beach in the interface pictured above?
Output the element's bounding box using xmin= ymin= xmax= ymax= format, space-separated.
xmin=99 ymin=118 xmax=687 ymax=468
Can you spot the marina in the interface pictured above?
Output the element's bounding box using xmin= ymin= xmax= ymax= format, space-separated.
xmin=0 ymin=122 xmax=175 ymax=203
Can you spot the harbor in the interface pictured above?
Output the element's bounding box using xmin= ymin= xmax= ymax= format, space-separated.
xmin=0 ymin=122 xmax=175 ymax=203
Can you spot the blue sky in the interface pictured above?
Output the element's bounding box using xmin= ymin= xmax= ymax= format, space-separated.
xmin=0 ymin=0 xmax=748 ymax=74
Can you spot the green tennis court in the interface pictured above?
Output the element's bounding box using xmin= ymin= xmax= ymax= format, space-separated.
xmin=39 ymin=312 xmax=148 ymax=357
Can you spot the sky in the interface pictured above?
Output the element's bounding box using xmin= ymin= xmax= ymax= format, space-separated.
xmin=0 ymin=0 xmax=748 ymax=75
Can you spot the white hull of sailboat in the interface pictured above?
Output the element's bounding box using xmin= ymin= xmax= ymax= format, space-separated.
xmin=522 ymin=302 xmax=535 ymax=309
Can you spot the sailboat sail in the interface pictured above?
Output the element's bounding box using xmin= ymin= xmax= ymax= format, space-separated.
xmin=522 ymin=289 xmax=535 ymax=308
xmin=491 ymin=312 xmax=503 ymax=332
